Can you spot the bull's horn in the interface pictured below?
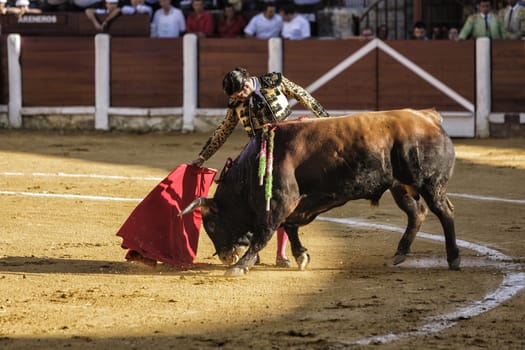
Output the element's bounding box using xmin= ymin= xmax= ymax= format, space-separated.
xmin=178 ymin=197 xmax=207 ymax=216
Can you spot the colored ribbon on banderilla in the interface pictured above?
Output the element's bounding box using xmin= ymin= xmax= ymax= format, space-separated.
xmin=257 ymin=125 xmax=276 ymax=211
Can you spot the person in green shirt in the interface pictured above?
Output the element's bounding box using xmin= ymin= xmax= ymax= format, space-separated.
xmin=459 ymin=0 xmax=504 ymax=39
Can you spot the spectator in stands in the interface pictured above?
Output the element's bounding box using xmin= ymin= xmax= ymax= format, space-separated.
xmin=448 ymin=27 xmax=459 ymax=40
xmin=459 ymin=0 xmax=504 ymax=39
xmin=376 ymin=23 xmax=388 ymax=39
xmin=85 ymin=0 xmax=121 ymax=31
xmin=411 ymin=21 xmax=428 ymax=40
xmin=122 ymin=0 xmax=152 ymax=17
xmin=280 ymin=3 xmax=310 ymax=40
xmin=7 ymin=0 xmax=42 ymax=16
xmin=499 ymin=0 xmax=524 ymax=39
xmin=244 ymin=2 xmax=282 ymax=39
xmin=431 ymin=25 xmax=442 ymax=39
xmin=359 ymin=26 xmax=374 ymax=39
xmin=0 ymin=0 xmax=9 ymax=14
xmin=342 ymin=26 xmax=375 ymax=40
xmin=186 ymin=0 xmax=215 ymax=38
xmin=217 ymin=4 xmax=246 ymax=38
xmin=150 ymin=0 xmax=186 ymax=37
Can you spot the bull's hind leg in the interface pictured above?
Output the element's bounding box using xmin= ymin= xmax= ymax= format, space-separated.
xmin=283 ymin=225 xmax=310 ymax=270
xmin=420 ymin=186 xmax=460 ymax=270
xmin=390 ymin=184 xmax=428 ymax=265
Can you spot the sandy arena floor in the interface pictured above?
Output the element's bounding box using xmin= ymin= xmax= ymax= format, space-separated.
xmin=0 ymin=130 xmax=524 ymax=350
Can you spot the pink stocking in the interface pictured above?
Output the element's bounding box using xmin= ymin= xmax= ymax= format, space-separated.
xmin=276 ymin=227 xmax=288 ymax=259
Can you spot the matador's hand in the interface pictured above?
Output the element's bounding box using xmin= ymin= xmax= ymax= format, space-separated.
xmin=190 ymin=156 xmax=204 ymax=168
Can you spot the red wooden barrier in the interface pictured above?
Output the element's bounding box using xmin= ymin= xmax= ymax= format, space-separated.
xmin=111 ymin=38 xmax=183 ymax=108
xmin=284 ymin=39 xmax=376 ymax=111
xmin=492 ymin=40 xmax=525 ymax=113
xmin=0 ymin=36 xmax=522 ymax=115
xmin=21 ymin=37 xmax=95 ymax=107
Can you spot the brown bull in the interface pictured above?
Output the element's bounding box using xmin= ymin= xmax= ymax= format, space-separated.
xmin=181 ymin=109 xmax=459 ymax=276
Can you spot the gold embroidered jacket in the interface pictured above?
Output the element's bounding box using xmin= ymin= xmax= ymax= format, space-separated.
xmin=198 ymin=72 xmax=330 ymax=161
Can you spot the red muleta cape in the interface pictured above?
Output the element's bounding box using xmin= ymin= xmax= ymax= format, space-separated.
xmin=116 ymin=164 xmax=217 ymax=267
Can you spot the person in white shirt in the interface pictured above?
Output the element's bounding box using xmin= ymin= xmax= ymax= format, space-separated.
xmin=244 ymin=2 xmax=283 ymax=39
xmin=280 ymin=3 xmax=310 ymax=40
xmin=151 ymin=0 xmax=186 ymax=38
xmin=7 ymin=0 xmax=42 ymax=17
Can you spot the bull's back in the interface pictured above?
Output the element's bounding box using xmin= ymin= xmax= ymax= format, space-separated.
xmin=325 ymin=108 xmax=443 ymax=138
xmin=275 ymin=108 xmax=452 ymax=201
xmin=279 ymin=108 xmax=447 ymax=165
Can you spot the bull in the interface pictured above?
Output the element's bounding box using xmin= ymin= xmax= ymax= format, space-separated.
xmin=181 ymin=109 xmax=460 ymax=276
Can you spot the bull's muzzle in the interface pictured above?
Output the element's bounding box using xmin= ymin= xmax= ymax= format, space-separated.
xmin=218 ymin=245 xmax=248 ymax=265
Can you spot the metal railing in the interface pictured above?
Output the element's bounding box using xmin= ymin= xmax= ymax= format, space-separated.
xmin=358 ymin=0 xmax=410 ymax=39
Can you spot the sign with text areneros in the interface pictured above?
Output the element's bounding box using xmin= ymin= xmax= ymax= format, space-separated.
xmin=14 ymin=14 xmax=65 ymax=25
xmin=0 ymin=12 xmax=149 ymax=36
xmin=1 ymin=13 xmax=69 ymax=35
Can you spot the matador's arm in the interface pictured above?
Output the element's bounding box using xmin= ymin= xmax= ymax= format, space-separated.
xmin=281 ymin=76 xmax=330 ymax=118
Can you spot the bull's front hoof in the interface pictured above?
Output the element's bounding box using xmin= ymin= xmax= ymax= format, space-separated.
xmin=447 ymin=256 xmax=461 ymax=270
xmin=224 ymin=266 xmax=248 ymax=277
xmin=392 ymin=253 xmax=407 ymax=266
xmin=296 ymin=253 xmax=310 ymax=271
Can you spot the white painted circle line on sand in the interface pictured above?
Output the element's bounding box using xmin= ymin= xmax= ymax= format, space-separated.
xmin=449 ymin=192 xmax=525 ymax=205
xmin=316 ymin=217 xmax=514 ymax=261
xmin=1 ymin=171 xmax=163 ymax=181
xmin=0 ymin=191 xmax=143 ymax=202
xmin=316 ymin=216 xmax=525 ymax=347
